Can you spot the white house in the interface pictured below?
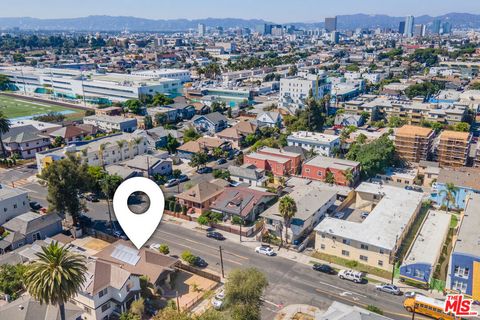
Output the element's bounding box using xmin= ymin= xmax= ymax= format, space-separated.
xmin=287 ymin=131 xmax=340 ymax=156
xmin=83 ymin=115 xmax=138 ymax=133
xmin=74 ymin=259 xmax=141 ymax=320
xmin=0 ymin=184 xmax=30 ymax=225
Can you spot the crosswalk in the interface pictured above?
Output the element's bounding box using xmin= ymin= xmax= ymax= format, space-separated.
xmin=10 ymin=178 xmax=31 ymax=188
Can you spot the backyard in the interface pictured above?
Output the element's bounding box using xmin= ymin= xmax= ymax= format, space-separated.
xmin=0 ymin=94 xmax=84 ymax=119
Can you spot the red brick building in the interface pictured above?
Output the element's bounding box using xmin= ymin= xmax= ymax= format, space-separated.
xmin=301 ymin=156 xmax=360 ymax=186
xmin=244 ymin=147 xmax=301 ymax=176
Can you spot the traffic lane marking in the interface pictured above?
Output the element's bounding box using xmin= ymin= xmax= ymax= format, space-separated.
xmin=154 ymin=228 xmax=250 ymax=260
xmin=315 ymin=288 xmax=430 ymax=320
xmin=149 ymin=234 xmax=243 ymax=266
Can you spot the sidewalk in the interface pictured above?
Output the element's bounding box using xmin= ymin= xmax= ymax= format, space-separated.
xmin=162 ymin=215 xmax=445 ymax=299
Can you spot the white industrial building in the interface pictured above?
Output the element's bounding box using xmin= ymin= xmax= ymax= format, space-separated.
xmin=0 ymin=67 xmax=182 ymax=102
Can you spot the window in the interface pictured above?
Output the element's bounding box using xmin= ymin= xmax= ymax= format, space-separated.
xmin=360 ymin=244 xmax=369 ymax=250
xmin=84 ymin=306 xmax=91 ymax=315
xmin=13 ymin=204 xmax=17 ymax=209
xmin=341 ymin=250 xmax=350 ymax=257
xmin=317 ymin=171 xmax=323 ymax=176
xmin=32 ymin=232 xmax=41 ymax=241
xmin=320 ymin=244 xmax=325 ymax=249
xmin=360 ymin=255 xmax=368 ymax=262
xmin=101 ymin=302 xmax=110 ymax=312
xmin=342 ymin=239 xmax=351 ymax=245
xmin=379 ymin=249 xmax=384 ymax=254
xmin=378 ymin=260 xmax=383 ymax=266
xmin=99 ymin=288 xmax=108 ymax=298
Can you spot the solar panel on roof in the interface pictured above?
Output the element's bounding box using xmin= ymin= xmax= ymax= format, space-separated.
xmin=111 ymin=244 xmax=140 ymax=266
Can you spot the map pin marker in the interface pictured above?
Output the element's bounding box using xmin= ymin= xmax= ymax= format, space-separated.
xmin=112 ymin=177 xmax=164 ymax=249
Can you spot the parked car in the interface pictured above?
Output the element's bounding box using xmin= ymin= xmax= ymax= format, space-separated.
xmin=312 ymin=264 xmax=336 ymax=275
xmin=255 ymin=245 xmax=276 ymax=256
xmin=164 ymin=179 xmax=179 ymax=188
xmin=216 ymin=158 xmax=227 ymax=165
xmin=86 ymin=193 xmax=99 ymax=202
xmin=178 ymin=174 xmax=189 ymax=183
xmin=206 ymin=231 xmax=225 ymax=240
xmin=334 ymin=212 xmax=345 ymax=219
xmin=404 ymin=185 xmax=423 ymax=192
xmin=29 ymin=201 xmax=42 ymax=211
xmin=194 ymin=257 xmax=208 ymax=268
xmin=338 ymin=269 xmax=364 ymax=283
xmin=149 ymin=243 xmax=160 ymax=250
xmin=360 ymin=211 xmax=369 ymax=219
xmin=212 ymin=293 xmax=224 ymax=310
xmin=197 ymin=167 xmax=213 ymax=174
xmin=376 ymin=284 xmax=402 ymax=295
xmin=113 ymin=230 xmax=128 ymax=240
xmin=404 ymin=291 xmax=423 ymax=299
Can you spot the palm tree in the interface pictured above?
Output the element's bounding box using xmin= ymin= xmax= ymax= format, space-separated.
xmin=133 ymin=137 xmax=143 ymax=155
xmin=116 ymin=139 xmax=127 ymax=161
xmin=342 ymin=168 xmax=355 ymax=187
xmin=0 ymin=111 xmax=11 ymax=159
xmin=98 ymin=142 xmax=110 ymax=168
xmin=440 ymin=182 xmax=459 ymax=212
xmin=278 ymin=196 xmax=297 ymax=246
xmin=24 ymin=242 xmax=87 ymax=320
xmin=325 ymin=170 xmax=336 ymax=185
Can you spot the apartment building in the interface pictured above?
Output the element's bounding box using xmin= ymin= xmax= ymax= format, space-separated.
xmin=436 ymin=130 xmax=472 ymax=168
xmin=83 ymin=115 xmax=138 ymax=133
xmin=36 ymin=133 xmax=148 ymax=173
xmin=446 ymin=193 xmax=480 ymax=301
xmin=0 ymin=185 xmax=30 ymax=225
xmin=287 ymin=131 xmax=340 ymax=157
xmin=315 ymin=183 xmax=424 ymax=271
xmin=244 ymin=147 xmax=302 ymax=176
xmin=394 ymin=125 xmax=434 ymax=163
xmin=301 ymin=156 xmax=360 ymax=186
xmin=3 ymin=125 xmax=51 ymax=159
xmin=279 ymin=73 xmax=331 ymax=114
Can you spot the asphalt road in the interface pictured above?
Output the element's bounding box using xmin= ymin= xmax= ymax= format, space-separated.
xmin=147 ymin=222 xmax=426 ymax=320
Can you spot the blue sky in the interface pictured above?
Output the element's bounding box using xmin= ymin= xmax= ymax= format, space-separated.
xmin=2 ymin=0 xmax=479 ymax=22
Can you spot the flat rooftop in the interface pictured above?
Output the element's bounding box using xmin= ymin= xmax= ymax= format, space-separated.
xmin=402 ymin=210 xmax=451 ymax=267
xmin=453 ymin=193 xmax=480 ymax=257
xmin=439 ymin=130 xmax=471 ymax=141
xmin=396 ymin=125 xmax=433 ymax=138
xmin=247 ymin=152 xmax=290 ymax=164
xmin=315 ymin=183 xmax=424 ymax=251
xmin=305 ymin=156 xmax=360 ymax=171
xmin=288 ymin=131 xmax=340 ymax=144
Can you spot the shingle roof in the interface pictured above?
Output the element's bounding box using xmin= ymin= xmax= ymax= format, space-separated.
xmin=175 ymin=181 xmax=224 ymax=203
xmin=3 ymin=212 xmax=62 ymax=236
xmin=0 ymin=295 xmax=83 ymax=320
xmin=82 ymin=260 xmax=131 ymax=295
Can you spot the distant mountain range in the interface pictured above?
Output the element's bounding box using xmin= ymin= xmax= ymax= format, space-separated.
xmin=0 ymin=13 xmax=479 ymax=32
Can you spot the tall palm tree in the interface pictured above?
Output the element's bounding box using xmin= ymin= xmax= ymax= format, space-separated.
xmin=24 ymin=242 xmax=87 ymax=320
xmin=342 ymin=168 xmax=355 ymax=187
xmin=133 ymin=137 xmax=143 ymax=155
xmin=440 ymin=182 xmax=459 ymax=212
xmin=98 ymin=142 xmax=110 ymax=168
xmin=0 ymin=111 xmax=11 ymax=159
xmin=278 ymin=196 xmax=297 ymax=246
xmin=116 ymin=139 xmax=126 ymax=161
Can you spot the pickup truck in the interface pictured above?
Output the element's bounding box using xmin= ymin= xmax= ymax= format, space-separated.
xmin=337 ymin=269 xmax=364 ymax=283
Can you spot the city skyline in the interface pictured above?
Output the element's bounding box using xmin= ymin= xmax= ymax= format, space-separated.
xmin=1 ymin=0 xmax=480 ymax=23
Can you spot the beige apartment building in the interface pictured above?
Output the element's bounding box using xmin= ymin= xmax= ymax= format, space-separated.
xmin=315 ymin=183 xmax=424 ymax=271
xmin=394 ymin=125 xmax=434 ymax=164
xmin=437 ymin=130 xmax=472 ymax=168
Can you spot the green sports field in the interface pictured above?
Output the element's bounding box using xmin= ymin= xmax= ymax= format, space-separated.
xmin=0 ymin=94 xmax=84 ymax=119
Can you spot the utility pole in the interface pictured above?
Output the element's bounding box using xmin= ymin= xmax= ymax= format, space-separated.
xmin=411 ymin=305 xmax=415 ymax=320
xmin=176 ymin=290 xmax=180 ymax=314
xmin=219 ymin=245 xmax=225 ymax=278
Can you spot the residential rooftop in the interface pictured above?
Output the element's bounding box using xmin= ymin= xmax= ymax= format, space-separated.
xmin=395 ymin=125 xmax=433 ymax=138
xmin=453 ymin=193 xmax=480 ymax=257
xmin=287 ymin=131 xmax=340 ymax=144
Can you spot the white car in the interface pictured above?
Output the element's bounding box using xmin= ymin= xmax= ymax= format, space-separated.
xmin=255 ymin=246 xmax=276 ymax=256
xmin=338 ymin=269 xmax=364 ymax=283
xmin=360 ymin=211 xmax=369 ymax=219
xmin=212 ymin=298 xmax=224 ymax=310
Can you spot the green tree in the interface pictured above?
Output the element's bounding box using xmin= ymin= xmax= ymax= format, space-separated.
xmin=440 ymin=182 xmax=459 ymax=212
xmin=183 ymin=127 xmax=201 ymax=142
xmin=144 ymin=115 xmax=153 ymax=129
xmin=52 ymin=136 xmax=65 ymax=148
xmin=224 ymin=268 xmax=268 ymax=320
xmin=24 ymin=242 xmax=87 ymax=320
xmin=116 ymin=140 xmax=127 ymax=161
xmin=388 ymin=116 xmax=405 ymax=128
xmin=0 ymin=74 xmax=11 ymax=90
xmin=0 ymin=111 xmax=11 ymax=158
xmin=342 ymin=168 xmax=355 ymax=187
xmin=120 ymin=312 xmax=141 ymax=320
xmin=0 ymin=264 xmax=26 ymax=300
xmin=346 ymin=135 xmax=396 ymax=178
xmin=37 ymin=156 xmax=91 ymax=226
xmin=454 ymin=122 xmax=470 ymax=132
xmin=158 ymin=244 xmax=170 ymax=255
xmin=130 ymin=297 xmax=145 ymax=317
xmin=469 ymin=82 xmax=480 ymax=90
xmin=181 ymin=250 xmax=197 ymax=266
xmin=125 ymin=99 xmax=143 ymax=115
xmin=197 ymin=215 xmax=209 ymax=229
xmin=278 ymin=196 xmax=297 ymax=245
xmin=166 ymin=134 xmax=180 ymax=154
xmin=101 ymin=173 xmax=124 ymax=228
xmin=325 ymin=171 xmax=336 ymax=184
xmin=190 ymin=152 xmax=209 ymax=169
